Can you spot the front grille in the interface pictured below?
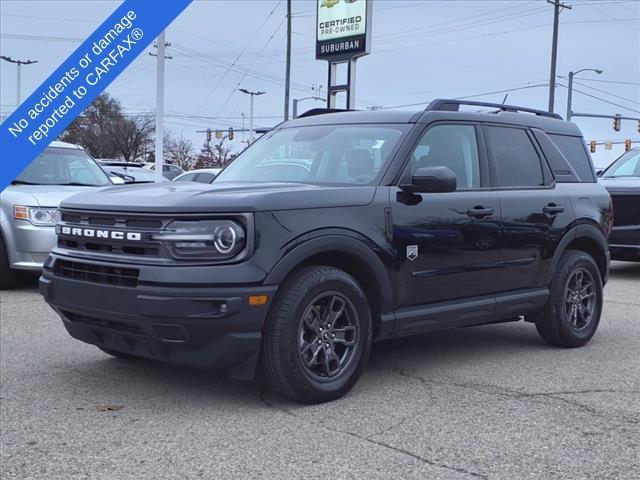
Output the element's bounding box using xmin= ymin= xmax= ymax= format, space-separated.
xmin=611 ymin=195 xmax=640 ymax=226
xmin=55 ymin=260 xmax=139 ymax=287
xmin=57 ymin=210 xmax=169 ymax=259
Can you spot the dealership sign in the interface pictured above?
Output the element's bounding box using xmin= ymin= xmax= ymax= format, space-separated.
xmin=316 ymin=0 xmax=371 ymax=60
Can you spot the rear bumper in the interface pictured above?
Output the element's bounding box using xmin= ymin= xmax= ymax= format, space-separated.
xmin=40 ymin=255 xmax=278 ymax=379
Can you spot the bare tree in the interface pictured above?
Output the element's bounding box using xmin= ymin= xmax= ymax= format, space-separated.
xmin=165 ymin=133 xmax=195 ymax=170
xmin=110 ymin=114 xmax=155 ymax=161
xmin=211 ymin=138 xmax=233 ymax=167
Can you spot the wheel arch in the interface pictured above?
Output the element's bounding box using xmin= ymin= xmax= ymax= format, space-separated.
xmin=550 ymin=224 xmax=609 ymax=284
xmin=265 ymin=235 xmax=395 ymax=339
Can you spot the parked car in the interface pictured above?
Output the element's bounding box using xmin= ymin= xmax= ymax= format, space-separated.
xmin=1 ymin=141 xmax=113 ymax=289
xmin=98 ymin=161 xmax=159 ymax=184
xmin=598 ymin=148 xmax=640 ymax=262
xmin=41 ymin=100 xmax=611 ymax=403
xmin=173 ymin=168 xmax=222 ymax=183
xmin=142 ymin=162 xmax=184 ymax=180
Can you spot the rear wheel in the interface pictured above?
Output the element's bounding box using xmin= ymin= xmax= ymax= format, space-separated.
xmin=0 ymin=234 xmax=18 ymax=290
xmin=535 ymin=250 xmax=603 ymax=347
xmin=261 ymin=266 xmax=372 ymax=404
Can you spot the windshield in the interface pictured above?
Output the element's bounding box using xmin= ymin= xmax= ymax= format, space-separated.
xmin=215 ymin=124 xmax=409 ymax=185
xmin=603 ymin=150 xmax=640 ymax=178
xmin=106 ymin=166 xmax=157 ymax=183
xmin=15 ymin=147 xmax=112 ymax=186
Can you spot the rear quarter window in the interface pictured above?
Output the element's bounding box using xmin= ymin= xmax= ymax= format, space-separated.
xmin=549 ymin=134 xmax=595 ymax=182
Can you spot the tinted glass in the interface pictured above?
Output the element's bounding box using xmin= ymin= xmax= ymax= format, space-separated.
xmin=604 ymin=150 xmax=640 ymax=177
xmin=487 ymin=127 xmax=544 ymax=188
xmin=410 ymin=124 xmax=480 ymax=189
xmin=174 ymin=172 xmax=197 ymax=182
xmin=215 ymin=125 xmax=408 ymax=186
xmin=15 ymin=147 xmax=111 ymax=186
xmin=549 ymin=134 xmax=595 ymax=182
xmin=196 ymin=172 xmax=215 ymax=183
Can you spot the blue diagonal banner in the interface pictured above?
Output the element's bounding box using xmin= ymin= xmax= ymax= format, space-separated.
xmin=0 ymin=0 xmax=193 ymax=191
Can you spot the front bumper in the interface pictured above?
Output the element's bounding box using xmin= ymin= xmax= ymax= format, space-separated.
xmin=40 ymin=254 xmax=278 ymax=379
xmin=2 ymin=219 xmax=56 ymax=270
xmin=609 ymin=225 xmax=640 ymax=262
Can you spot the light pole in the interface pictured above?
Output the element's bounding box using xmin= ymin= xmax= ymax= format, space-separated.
xmin=566 ymin=68 xmax=603 ymax=121
xmin=239 ymin=88 xmax=265 ymax=144
xmin=0 ymin=56 xmax=38 ymax=107
xmin=292 ymin=96 xmax=324 ymax=119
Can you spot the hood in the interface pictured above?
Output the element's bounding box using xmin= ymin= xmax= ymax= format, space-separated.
xmin=60 ymin=181 xmax=377 ymax=213
xmin=598 ymin=177 xmax=640 ymax=193
xmin=2 ymin=184 xmax=100 ymax=207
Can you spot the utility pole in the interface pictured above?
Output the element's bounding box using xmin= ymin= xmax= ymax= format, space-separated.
xmin=284 ymin=0 xmax=292 ymax=121
xmin=150 ymin=32 xmax=172 ymax=182
xmin=547 ymin=0 xmax=571 ymax=113
xmin=239 ymin=88 xmax=265 ymax=144
xmin=0 ymin=56 xmax=38 ymax=107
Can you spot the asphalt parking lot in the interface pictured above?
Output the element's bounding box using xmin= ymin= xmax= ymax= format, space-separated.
xmin=1 ymin=262 xmax=639 ymax=480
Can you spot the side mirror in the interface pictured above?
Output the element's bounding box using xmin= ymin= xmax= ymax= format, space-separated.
xmin=401 ymin=166 xmax=457 ymax=193
xmin=596 ymin=169 xmax=604 ymax=177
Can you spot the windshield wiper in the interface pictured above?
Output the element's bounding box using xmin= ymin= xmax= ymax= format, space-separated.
xmin=56 ymin=182 xmax=104 ymax=187
xmin=11 ymin=180 xmax=42 ymax=185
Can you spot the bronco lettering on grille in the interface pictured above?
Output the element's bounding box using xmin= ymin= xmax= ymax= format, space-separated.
xmin=59 ymin=226 xmax=142 ymax=241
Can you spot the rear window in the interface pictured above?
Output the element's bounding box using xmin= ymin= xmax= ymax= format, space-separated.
xmin=549 ymin=134 xmax=595 ymax=182
xmin=486 ymin=126 xmax=545 ymax=188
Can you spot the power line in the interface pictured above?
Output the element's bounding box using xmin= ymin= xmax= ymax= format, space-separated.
xmin=556 ymin=83 xmax=640 ymax=114
xmin=571 ymin=80 xmax=640 ymax=105
xmin=568 ymin=78 xmax=640 ymax=86
xmin=194 ymin=0 xmax=283 ymax=114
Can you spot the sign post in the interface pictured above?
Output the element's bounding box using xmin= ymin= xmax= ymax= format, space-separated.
xmin=316 ymin=0 xmax=372 ymax=110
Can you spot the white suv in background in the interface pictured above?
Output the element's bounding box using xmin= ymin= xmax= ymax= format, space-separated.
xmin=0 ymin=141 xmax=113 ymax=289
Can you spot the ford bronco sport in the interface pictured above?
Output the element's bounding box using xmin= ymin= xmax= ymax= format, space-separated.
xmin=40 ymin=100 xmax=612 ymax=403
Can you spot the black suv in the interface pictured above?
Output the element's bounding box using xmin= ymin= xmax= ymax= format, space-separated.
xmin=40 ymin=100 xmax=612 ymax=403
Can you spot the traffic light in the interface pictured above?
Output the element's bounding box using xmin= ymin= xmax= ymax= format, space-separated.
xmin=637 ymin=120 xmax=640 ymax=134
xmin=589 ymin=141 xmax=596 ymax=153
xmin=206 ymin=129 xmax=212 ymax=142
xmin=215 ymin=130 xmax=223 ymax=140
xmin=228 ymin=127 xmax=234 ymax=140
xmin=625 ymin=139 xmax=632 ymax=152
xmin=613 ymin=117 xmax=621 ymax=132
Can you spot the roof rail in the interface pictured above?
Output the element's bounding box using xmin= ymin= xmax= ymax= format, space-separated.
xmin=296 ymin=108 xmax=351 ymax=119
xmin=425 ymin=99 xmax=563 ymax=120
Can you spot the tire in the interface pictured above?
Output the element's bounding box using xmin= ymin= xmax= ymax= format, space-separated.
xmin=98 ymin=347 xmax=140 ymax=361
xmin=0 ymin=234 xmax=18 ymax=290
xmin=261 ymin=266 xmax=372 ymax=404
xmin=535 ymin=250 xmax=603 ymax=348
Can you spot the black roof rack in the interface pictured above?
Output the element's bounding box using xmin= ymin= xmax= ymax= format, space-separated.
xmin=296 ymin=108 xmax=351 ymax=119
xmin=426 ymin=99 xmax=563 ymax=120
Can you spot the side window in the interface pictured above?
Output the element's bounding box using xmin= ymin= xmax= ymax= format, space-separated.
xmin=175 ymin=172 xmax=196 ymax=182
xmin=410 ymin=124 xmax=481 ymax=189
xmin=486 ymin=126 xmax=544 ymax=188
xmin=196 ymin=172 xmax=215 ymax=183
xmin=549 ymin=134 xmax=595 ymax=182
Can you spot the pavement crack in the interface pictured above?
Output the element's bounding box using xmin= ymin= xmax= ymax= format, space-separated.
xmin=394 ymin=368 xmax=640 ymax=425
xmin=260 ymin=390 xmax=488 ymax=479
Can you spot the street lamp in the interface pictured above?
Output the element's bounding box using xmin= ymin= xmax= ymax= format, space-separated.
xmin=566 ymin=68 xmax=603 ymax=121
xmin=0 ymin=56 xmax=38 ymax=107
xmin=292 ymin=96 xmax=324 ymax=119
xmin=239 ymin=88 xmax=265 ymax=144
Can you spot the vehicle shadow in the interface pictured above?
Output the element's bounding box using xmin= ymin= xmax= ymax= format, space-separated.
xmin=609 ymin=261 xmax=640 ymax=280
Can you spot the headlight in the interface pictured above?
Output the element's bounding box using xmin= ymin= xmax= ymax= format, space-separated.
xmin=14 ymin=206 xmax=60 ymax=226
xmin=152 ymin=220 xmax=246 ymax=260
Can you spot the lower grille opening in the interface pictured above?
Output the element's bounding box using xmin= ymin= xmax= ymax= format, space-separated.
xmin=63 ymin=311 xmax=146 ymax=336
xmin=55 ymin=260 xmax=139 ymax=287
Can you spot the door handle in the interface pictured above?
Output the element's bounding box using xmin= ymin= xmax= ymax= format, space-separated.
xmin=543 ymin=204 xmax=565 ymax=215
xmin=467 ymin=206 xmax=494 ymax=219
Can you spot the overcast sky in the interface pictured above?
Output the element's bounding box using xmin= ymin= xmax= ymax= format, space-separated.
xmin=1 ymin=0 xmax=638 ymax=165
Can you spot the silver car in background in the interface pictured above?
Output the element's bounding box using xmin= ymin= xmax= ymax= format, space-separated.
xmin=0 ymin=141 xmax=113 ymax=289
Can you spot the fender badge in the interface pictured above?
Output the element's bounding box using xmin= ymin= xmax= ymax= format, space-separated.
xmin=406 ymin=245 xmax=418 ymax=262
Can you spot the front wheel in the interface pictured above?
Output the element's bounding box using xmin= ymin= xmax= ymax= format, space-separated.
xmin=261 ymin=266 xmax=372 ymax=404
xmin=535 ymin=250 xmax=603 ymax=348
